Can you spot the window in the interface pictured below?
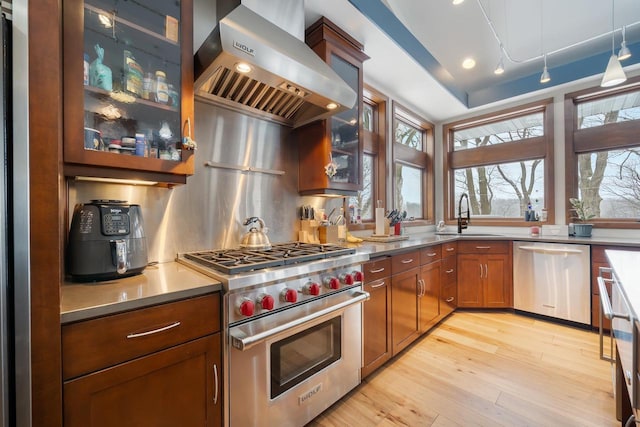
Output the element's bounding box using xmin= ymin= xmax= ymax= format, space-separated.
xmin=566 ymin=79 xmax=640 ymax=228
xmin=392 ymin=103 xmax=434 ymax=221
xmin=347 ymin=87 xmax=386 ymax=225
xmin=443 ymin=100 xmax=554 ymax=225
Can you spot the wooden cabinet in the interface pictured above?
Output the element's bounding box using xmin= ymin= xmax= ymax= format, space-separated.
xmin=419 ymin=259 xmax=441 ymax=332
xmin=296 ymin=17 xmax=369 ymax=196
xmin=591 ymin=246 xmax=640 ymax=330
xmin=457 ymin=241 xmax=512 ymax=308
xmin=63 ymin=0 xmax=195 ymax=185
xmin=440 ymin=242 xmax=458 ymax=319
xmin=361 ymin=257 xmax=392 ymax=378
xmin=62 ymin=293 xmax=222 ymax=426
xmin=390 ymin=250 xmax=421 ymax=355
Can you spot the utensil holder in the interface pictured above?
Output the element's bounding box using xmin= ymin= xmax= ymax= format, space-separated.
xmin=319 ymin=225 xmax=339 ymax=244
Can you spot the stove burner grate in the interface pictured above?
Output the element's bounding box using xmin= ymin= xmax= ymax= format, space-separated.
xmin=183 ymin=242 xmax=355 ymax=275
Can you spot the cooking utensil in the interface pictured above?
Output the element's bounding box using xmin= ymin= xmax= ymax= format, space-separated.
xmin=239 ymin=217 xmax=272 ymax=250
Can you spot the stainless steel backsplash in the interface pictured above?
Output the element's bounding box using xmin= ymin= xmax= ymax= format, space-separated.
xmin=68 ymin=100 xmax=332 ymax=263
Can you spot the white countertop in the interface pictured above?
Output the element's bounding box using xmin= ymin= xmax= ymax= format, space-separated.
xmin=606 ymin=250 xmax=640 ymax=319
xmin=353 ymin=231 xmax=640 ymax=258
xmin=61 ymin=261 xmax=222 ymax=324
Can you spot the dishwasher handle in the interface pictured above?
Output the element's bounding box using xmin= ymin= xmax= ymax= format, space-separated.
xmin=517 ymin=245 xmax=584 ymax=255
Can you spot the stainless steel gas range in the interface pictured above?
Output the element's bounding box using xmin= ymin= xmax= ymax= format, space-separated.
xmin=177 ymin=242 xmax=369 ymax=427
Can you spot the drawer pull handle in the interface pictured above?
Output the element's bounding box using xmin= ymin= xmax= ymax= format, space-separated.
xmin=369 ymin=267 xmax=386 ymax=274
xmin=400 ymin=258 xmax=414 ymax=264
xmin=475 ymin=246 xmax=491 ymax=249
xmin=445 ymin=269 xmax=454 ymax=274
xmin=126 ymin=321 xmax=181 ymax=339
xmin=426 ymin=252 xmax=437 ymax=257
xmin=446 ymin=247 xmax=454 ymax=252
xmin=446 ymin=297 xmax=455 ymax=303
xmin=370 ymin=281 xmax=386 ymax=289
xmin=213 ymin=363 xmax=219 ymax=405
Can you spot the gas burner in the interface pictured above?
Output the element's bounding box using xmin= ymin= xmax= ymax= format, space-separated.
xmin=182 ymin=242 xmax=355 ymax=275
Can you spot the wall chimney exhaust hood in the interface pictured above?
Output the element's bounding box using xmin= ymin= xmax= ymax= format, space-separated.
xmin=194 ymin=0 xmax=357 ymax=128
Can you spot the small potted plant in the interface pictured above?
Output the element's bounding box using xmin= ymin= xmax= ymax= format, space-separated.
xmin=569 ymin=197 xmax=595 ymax=237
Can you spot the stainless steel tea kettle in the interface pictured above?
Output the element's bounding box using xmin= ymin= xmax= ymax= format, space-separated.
xmin=239 ymin=217 xmax=272 ymax=250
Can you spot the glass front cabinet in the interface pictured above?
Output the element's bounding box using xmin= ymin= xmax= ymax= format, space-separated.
xmin=63 ymin=0 xmax=194 ymax=185
xmin=297 ymin=18 xmax=369 ymax=196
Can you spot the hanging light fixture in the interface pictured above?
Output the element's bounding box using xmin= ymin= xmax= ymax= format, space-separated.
xmin=618 ymin=26 xmax=631 ymax=60
xmin=601 ymin=0 xmax=627 ymax=87
xmin=494 ymin=56 xmax=505 ymax=75
xmin=540 ymin=54 xmax=550 ymax=83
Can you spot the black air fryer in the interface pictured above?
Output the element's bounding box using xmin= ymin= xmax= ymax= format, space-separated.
xmin=67 ymin=200 xmax=148 ymax=282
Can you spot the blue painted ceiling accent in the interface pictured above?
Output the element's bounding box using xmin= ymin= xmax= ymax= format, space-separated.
xmin=348 ymin=0 xmax=640 ymax=109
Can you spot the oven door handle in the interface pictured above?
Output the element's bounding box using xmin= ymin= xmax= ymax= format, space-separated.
xmin=230 ymin=290 xmax=370 ymax=351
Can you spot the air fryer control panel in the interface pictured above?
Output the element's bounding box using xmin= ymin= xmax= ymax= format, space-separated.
xmin=99 ymin=206 xmax=130 ymax=236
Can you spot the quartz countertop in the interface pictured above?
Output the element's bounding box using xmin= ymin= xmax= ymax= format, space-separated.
xmin=353 ymin=231 xmax=640 ymax=258
xmin=606 ymin=250 xmax=640 ymax=320
xmin=61 ymin=261 xmax=222 ymax=324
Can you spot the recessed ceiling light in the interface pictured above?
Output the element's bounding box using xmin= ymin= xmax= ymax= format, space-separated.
xmin=326 ymin=103 xmax=338 ymax=110
xmin=462 ymin=58 xmax=476 ymax=69
xmin=452 ymin=0 xmax=464 ymax=4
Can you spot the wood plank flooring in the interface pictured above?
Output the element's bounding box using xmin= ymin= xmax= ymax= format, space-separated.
xmin=307 ymin=311 xmax=618 ymax=427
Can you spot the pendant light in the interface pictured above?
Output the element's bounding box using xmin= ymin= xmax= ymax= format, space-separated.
xmin=618 ymin=26 xmax=631 ymax=60
xmin=540 ymin=54 xmax=550 ymax=83
xmin=601 ymin=0 xmax=627 ymax=87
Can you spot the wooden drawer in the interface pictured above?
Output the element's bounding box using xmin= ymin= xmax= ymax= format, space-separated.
xmin=63 ymin=293 xmax=220 ymax=380
xmin=363 ymin=257 xmax=392 ymax=283
xmin=441 ymin=255 xmax=457 ymax=285
xmin=420 ymin=245 xmax=442 ymax=265
xmin=458 ymin=240 xmax=509 ymax=254
xmin=391 ymin=250 xmax=420 ymax=275
xmin=442 ymin=241 xmax=458 ymax=257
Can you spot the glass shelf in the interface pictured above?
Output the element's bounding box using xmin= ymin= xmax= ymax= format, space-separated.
xmin=82 ymin=0 xmax=182 ymax=161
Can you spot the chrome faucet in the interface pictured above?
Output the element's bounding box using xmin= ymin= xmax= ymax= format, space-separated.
xmin=458 ymin=193 xmax=470 ymax=234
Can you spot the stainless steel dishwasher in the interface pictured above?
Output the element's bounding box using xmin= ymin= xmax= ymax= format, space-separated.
xmin=513 ymin=241 xmax=591 ymax=325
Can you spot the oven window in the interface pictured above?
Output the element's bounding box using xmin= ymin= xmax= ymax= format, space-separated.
xmin=270 ymin=316 xmax=341 ymax=399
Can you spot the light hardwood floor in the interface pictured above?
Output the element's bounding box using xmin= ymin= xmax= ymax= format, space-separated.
xmin=308 ymin=311 xmax=618 ymax=427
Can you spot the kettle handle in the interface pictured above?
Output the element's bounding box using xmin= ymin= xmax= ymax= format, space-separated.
xmin=243 ymin=217 xmax=266 ymax=231
xmin=111 ymin=239 xmax=128 ymax=274
xmin=243 ymin=217 xmax=259 ymax=227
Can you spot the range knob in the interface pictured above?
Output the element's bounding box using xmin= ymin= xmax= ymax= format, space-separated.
xmin=340 ymin=273 xmax=355 ymax=285
xmin=237 ymin=298 xmax=255 ymax=317
xmin=281 ymin=288 xmax=298 ymax=303
xmin=302 ymin=282 xmax=321 ymax=296
xmin=323 ymin=276 xmax=340 ymax=290
xmin=257 ymin=294 xmax=275 ymax=311
xmin=352 ymin=270 xmax=364 ymax=282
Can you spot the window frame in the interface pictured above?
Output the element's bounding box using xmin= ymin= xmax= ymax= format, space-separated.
xmin=443 ymin=99 xmax=555 ymax=226
xmin=565 ymin=76 xmax=640 ymax=229
xmin=392 ymin=102 xmax=435 ymax=223
xmin=346 ymin=85 xmax=387 ymax=230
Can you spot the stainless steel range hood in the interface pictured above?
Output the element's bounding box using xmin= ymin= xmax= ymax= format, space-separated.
xmin=194 ymin=0 xmax=357 ymax=128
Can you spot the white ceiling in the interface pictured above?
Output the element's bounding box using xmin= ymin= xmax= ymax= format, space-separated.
xmin=304 ymin=0 xmax=640 ymax=122
xmin=193 ymin=0 xmax=640 ymax=123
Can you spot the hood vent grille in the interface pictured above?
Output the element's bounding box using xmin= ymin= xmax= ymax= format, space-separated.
xmin=201 ymin=67 xmax=306 ymax=120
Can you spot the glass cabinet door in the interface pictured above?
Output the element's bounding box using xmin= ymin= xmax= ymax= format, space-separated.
xmin=82 ymin=0 xmax=182 ymax=160
xmin=329 ymin=53 xmax=359 ymax=186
